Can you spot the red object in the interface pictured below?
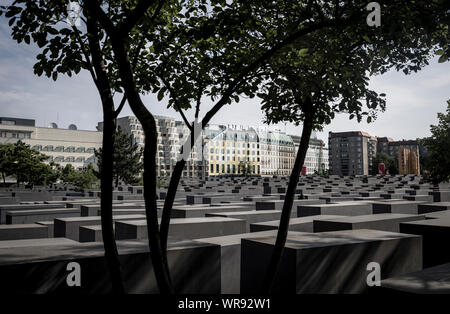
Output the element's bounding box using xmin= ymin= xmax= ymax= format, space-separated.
xmin=378 ymin=163 xmax=386 ymax=175
xmin=301 ymin=166 xmax=307 ymax=175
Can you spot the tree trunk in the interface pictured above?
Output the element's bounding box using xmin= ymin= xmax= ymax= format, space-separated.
xmin=104 ymin=22 xmax=173 ymax=293
xmin=261 ymin=98 xmax=314 ymax=293
xmin=160 ymin=159 xmax=185 ymax=253
xmin=142 ymin=123 xmax=173 ymax=293
xmin=86 ymin=14 xmax=125 ymax=294
xmin=100 ymin=109 xmax=125 ymax=294
xmin=115 ymin=176 xmax=119 ymax=188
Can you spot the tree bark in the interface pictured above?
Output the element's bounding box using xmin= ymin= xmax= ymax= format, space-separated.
xmin=160 ymin=159 xmax=185 ymax=251
xmin=261 ymin=97 xmax=314 ymax=293
xmin=105 ymin=24 xmax=173 ymax=294
xmin=86 ymin=14 xmax=125 ymax=294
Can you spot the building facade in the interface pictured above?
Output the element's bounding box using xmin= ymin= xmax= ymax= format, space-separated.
xmin=0 ymin=117 xmax=102 ymax=170
xmin=101 ymin=115 xmax=205 ymax=178
xmin=397 ymin=146 xmax=420 ymax=175
xmin=377 ymin=137 xmax=421 ymax=174
xmin=328 ymin=131 xmax=376 ymax=176
xmin=291 ymin=135 xmax=329 ymax=175
xmin=206 ymin=125 xmax=261 ymax=176
xmin=102 ymin=115 xmax=334 ymax=177
xmin=257 ymin=129 xmax=295 ymax=176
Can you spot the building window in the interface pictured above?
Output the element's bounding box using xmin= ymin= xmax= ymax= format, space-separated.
xmin=1 ymin=120 xmax=15 ymax=125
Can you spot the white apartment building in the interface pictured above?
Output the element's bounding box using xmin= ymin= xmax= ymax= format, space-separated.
xmin=256 ymin=128 xmax=295 ymax=176
xmin=103 ymin=115 xmax=205 ymax=177
xmin=291 ymin=133 xmax=329 ymax=175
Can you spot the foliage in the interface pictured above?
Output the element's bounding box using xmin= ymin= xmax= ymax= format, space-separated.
xmin=95 ymin=126 xmax=143 ymax=186
xmin=0 ymin=143 xmax=14 ymax=183
xmin=372 ymin=152 xmax=398 ymax=175
xmin=59 ymin=164 xmax=77 ymax=183
xmin=420 ymin=100 xmax=450 ymax=184
xmin=72 ymin=163 xmax=98 ymax=189
xmin=238 ymin=161 xmax=252 ymax=176
xmin=58 ymin=163 xmax=99 ymax=189
xmin=0 ymin=141 xmax=57 ymax=185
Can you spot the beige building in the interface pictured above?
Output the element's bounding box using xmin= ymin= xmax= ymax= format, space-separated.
xmin=206 ymin=124 xmax=261 ymax=176
xmin=0 ymin=117 xmax=102 ymax=169
xmin=398 ymin=146 xmax=420 ymax=175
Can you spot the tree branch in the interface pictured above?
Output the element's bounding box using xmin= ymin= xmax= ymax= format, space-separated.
xmin=119 ymin=0 xmax=158 ymax=35
xmin=71 ymin=25 xmax=98 ymax=85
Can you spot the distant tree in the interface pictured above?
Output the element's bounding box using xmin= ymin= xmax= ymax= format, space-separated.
xmin=59 ymin=164 xmax=77 ymax=183
xmin=73 ymin=164 xmax=99 ymax=190
xmin=372 ymin=152 xmax=398 ymax=175
xmin=239 ymin=161 xmax=252 ymax=176
xmin=58 ymin=163 xmax=98 ymax=189
xmin=0 ymin=143 xmax=14 ymax=184
xmin=95 ymin=127 xmax=143 ymax=187
xmin=0 ymin=141 xmax=56 ymax=186
xmin=28 ymin=161 xmax=59 ymax=186
xmin=420 ymin=100 xmax=450 ymax=184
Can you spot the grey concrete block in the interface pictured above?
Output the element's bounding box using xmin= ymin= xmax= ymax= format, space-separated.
xmin=241 ymin=229 xmax=422 ymax=293
xmin=314 ymin=213 xmax=426 ymax=233
xmin=54 ymin=214 xmax=146 ymax=241
xmin=250 ymin=215 xmax=347 ymax=233
xmin=116 ymin=217 xmax=246 ymax=240
xmin=0 ymin=224 xmax=48 ymax=241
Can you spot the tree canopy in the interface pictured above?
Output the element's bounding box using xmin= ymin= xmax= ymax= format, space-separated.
xmin=420 ymin=100 xmax=450 ymax=184
xmin=0 ymin=141 xmax=56 ymax=186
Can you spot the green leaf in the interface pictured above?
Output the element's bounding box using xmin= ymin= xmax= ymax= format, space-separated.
xmin=367 ymin=116 xmax=372 ymax=123
xmin=8 ymin=16 xmax=16 ymax=26
xmin=438 ymin=54 xmax=447 ymax=63
xmin=157 ymin=89 xmax=165 ymax=101
xmin=52 ymin=71 xmax=58 ymax=81
xmin=298 ymin=48 xmax=308 ymax=57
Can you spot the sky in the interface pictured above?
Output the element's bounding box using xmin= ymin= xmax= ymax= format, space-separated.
xmin=0 ymin=16 xmax=449 ymax=145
